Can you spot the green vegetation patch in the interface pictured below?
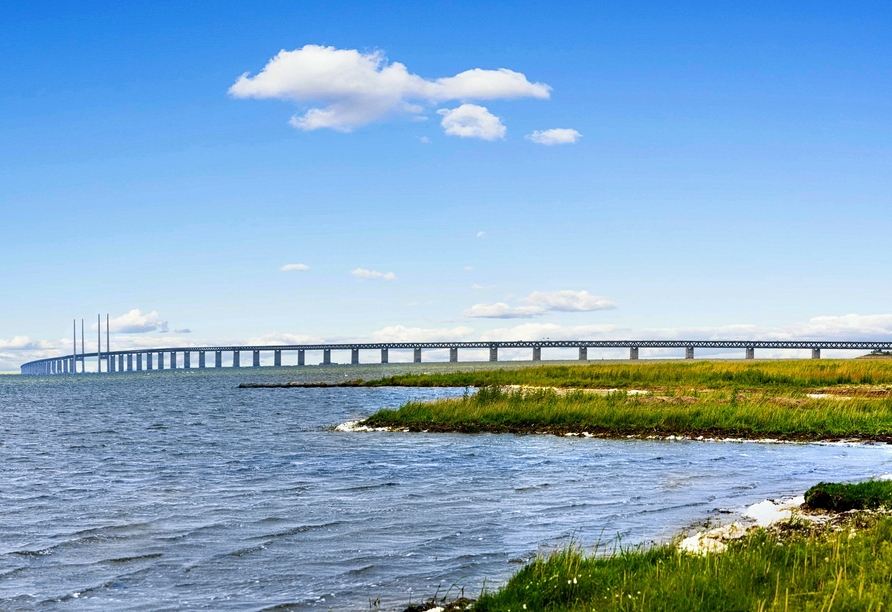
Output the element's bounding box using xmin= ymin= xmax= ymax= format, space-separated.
xmin=364 ymin=386 xmax=892 ymax=441
xmin=366 ymin=360 xmax=892 ymax=391
xmin=474 ymin=515 xmax=892 ymax=612
xmin=805 ymin=480 xmax=892 ymax=512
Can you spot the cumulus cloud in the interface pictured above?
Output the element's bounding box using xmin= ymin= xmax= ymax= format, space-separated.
xmin=463 ymin=302 xmax=544 ymax=319
xmin=0 ymin=336 xmax=52 ymax=350
xmin=476 ymin=231 xmax=486 ymax=238
xmin=522 ymin=290 xmax=616 ymax=312
xmin=352 ymin=268 xmax=396 ymax=281
xmin=229 ymin=45 xmax=550 ymax=132
xmin=464 ymin=290 xmax=615 ymax=318
xmin=437 ymin=104 xmax=506 ymax=140
xmin=248 ymin=332 xmax=323 ymax=345
xmin=281 ymin=263 xmax=309 ymax=271
xmin=369 ymin=325 xmax=475 ymax=342
xmin=94 ymin=310 xmax=169 ymax=334
xmin=481 ymin=323 xmax=623 ymax=342
xmin=526 ymin=128 xmax=582 ymax=145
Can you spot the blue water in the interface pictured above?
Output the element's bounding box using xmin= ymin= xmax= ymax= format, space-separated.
xmin=2 ymin=366 xmax=892 ymax=611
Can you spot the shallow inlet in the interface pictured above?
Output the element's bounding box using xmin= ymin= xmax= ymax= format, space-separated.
xmin=2 ymin=365 xmax=891 ymax=611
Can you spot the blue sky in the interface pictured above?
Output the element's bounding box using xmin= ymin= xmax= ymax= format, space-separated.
xmin=2 ymin=1 xmax=891 ymax=368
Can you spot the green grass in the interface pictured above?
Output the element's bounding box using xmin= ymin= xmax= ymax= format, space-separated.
xmin=472 ymin=513 xmax=892 ymax=611
xmin=805 ymin=480 xmax=892 ymax=512
xmin=364 ymin=386 xmax=892 ymax=440
xmin=365 ymin=360 xmax=892 ymax=391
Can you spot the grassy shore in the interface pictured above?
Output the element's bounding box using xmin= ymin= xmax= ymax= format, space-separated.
xmin=463 ymin=481 xmax=892 ymax=612
xmin=360 ymin=361 xmax=892 ymax=441
xmin=365 ymin=360 xmax=892 ymax=391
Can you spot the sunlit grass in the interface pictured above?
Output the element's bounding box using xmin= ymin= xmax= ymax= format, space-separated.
xmin=364 ymin=386 xmax=892 ymax=439
xmin=366 ymin=359 xmax=892 ymax=391
xmin=473 ymin=513 xmax=892 ymax=611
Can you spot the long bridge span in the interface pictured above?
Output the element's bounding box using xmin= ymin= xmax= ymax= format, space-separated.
xmin=19 ymin=340 xmax=892 ymax=375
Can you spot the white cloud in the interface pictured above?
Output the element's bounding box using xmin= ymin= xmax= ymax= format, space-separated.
xmin=352 ymin=268 xmax=397 ymax=281
xmin=248 ymin=332 xmax=323 ymax=345
xmin=522 ymin=290 xmax=616 ymax=312
xmin=464 ymin=290 xmax=615 ymax=318
xmin=463 ymin=302 xmax=544 ymax=319
xmin=175 ymin=329 xmax=192 ymax=334
xmin=481 ymin=323 xmax=623 ymax=342
xmin=419 ymin=136 xmax=431 ymax=144
xmin=526 ymin=128 xmax=582 ymax=145
xmin=476 ymin=231 xmax=486 ymax=238
xmin=369 ymin=325 xmax=475 ymax=342
xmin=437 ymin=104 xmax=506 ymax=140
xmin=94 ymin=310 xmax=169 ymax=334
xmin=464 ymin=266 xmax=475 ymax=271
xmin=773 ymin=314 xmax=892 ymax=340
xmin=229 ymin=45 xmax=550 ymax=132
xmin=0 ymin=336 xmax=52 ymax=350
xmin=281 ymin=263 xmax=309 ymax=271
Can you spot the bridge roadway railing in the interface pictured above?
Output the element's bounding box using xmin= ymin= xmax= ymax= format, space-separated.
xmin=19 ymin=340 xmax=892 ymax=375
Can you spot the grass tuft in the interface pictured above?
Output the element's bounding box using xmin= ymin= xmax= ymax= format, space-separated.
xmin=805 ymin=479 xmax=892 ymax=512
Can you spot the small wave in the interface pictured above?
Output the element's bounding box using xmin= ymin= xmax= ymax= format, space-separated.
xmin=226 ymin=542 xmax=270 ymax=557
xmin=103 ymin=552 xmax=163 ymax=563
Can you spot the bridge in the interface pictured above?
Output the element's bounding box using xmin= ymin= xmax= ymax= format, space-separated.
xmin=19 ymin=340 xmax=892 ymax=375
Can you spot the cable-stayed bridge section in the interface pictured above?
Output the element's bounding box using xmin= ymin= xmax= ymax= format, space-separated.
xmin=20 ymin=340 xmax=892 ymax=375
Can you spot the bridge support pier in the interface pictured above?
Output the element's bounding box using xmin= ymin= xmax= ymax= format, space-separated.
xmin=578 ymin=347 xmax=587 ymax=361
xmin=119 ymin=354 xmax=125 ymax=371
xmin=532 ymin=347 xmax=541 ymax=361
xmin=252 ymin=350 xmax=260 ymax=367
xmin=137 ymin=353 xmax=142 ymax=371
xmin=685 ymin=347 xmax=695 ymax=360
xmin=450 ymin=347 xmax=459 ymax=362
xmin=414 ymin=348 xmax=422 ymax=363
xmin=352 ymin=348 xmax=359 ymax=364
xmin=746 ymin=347 xmax=755 ymax=359
xmin=109 ymin=356 xmax=115 ymax=373
xmin=630 ymin=347 xmax=639 ymax=360
xmin=215 ymin=351 xmax=222 ymax=368
xmin=490 ymin=346 xmax=498 ymax=362
xmin=812 ymin=348 xmax=821 ymax=359
xmin=381 ymin=348 xmax=388 ymax=364
xmin=274 ymin=350 xmax=281 ymax=367
xmin=232 ymin=351 xmax=239 ymax=367
xmin=298 ymin=350 xmax=305 ymax=366
xmin=147 ymin=353 xmax=153 ymax=370
xmin=323 ymin=349 xmax=331 ymax=365
xmin=184 ymin=352 xmax=191 ymax=368
xmin=158 ymin=352 xmax=164 ymax=370
xmin=199 ymin=351 xmax=206 ymax=368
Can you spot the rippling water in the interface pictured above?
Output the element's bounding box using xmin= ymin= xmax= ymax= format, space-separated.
xmin=2 ymin=365 xmax=892 ymax=610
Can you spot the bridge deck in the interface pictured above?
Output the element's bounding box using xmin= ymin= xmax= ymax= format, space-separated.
xmin=20 ymin=340 xmax=892 ymax=375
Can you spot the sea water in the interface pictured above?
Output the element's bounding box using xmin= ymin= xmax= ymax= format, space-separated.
xmin=2 ymin=366 xmax=891 ymax=610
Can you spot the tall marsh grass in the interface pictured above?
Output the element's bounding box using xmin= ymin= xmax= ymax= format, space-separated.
xmin=364 ymin=387 xmax=892 ymax=439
